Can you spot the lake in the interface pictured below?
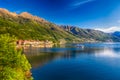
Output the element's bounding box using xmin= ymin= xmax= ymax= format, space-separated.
xmin=24 ymin=43 xmax=120 ymax=80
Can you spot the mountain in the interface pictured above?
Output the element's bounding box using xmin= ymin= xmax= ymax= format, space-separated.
xmin=60 ymin=25 xmax=120 ymax=42
xmin=112 ymin=31 xmax=120 ymax=37
xmin=0 ymin=8 xmax=120 ymax=43
xmin=0 ymin=8 xmax=81 ymax=43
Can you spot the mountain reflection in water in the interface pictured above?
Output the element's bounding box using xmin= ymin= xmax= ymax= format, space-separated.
xmin=24 ymin=43 xmax=120 ymax=80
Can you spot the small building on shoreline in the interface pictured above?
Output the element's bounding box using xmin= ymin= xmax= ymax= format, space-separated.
xmin=16 ymin=40 xmax=54 ymax=48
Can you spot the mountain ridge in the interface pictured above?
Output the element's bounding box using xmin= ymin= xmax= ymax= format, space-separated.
xmin=0 ymin=8 xmax=120 ymax=43
xmin=60 ymin=25 xmax=120 ymax=42
xmin=0 ymin=8 xmax=81 ymax=43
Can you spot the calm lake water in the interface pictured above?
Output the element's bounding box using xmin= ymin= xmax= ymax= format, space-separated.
xmin=24 ymin=43 xmax=120 ymax=80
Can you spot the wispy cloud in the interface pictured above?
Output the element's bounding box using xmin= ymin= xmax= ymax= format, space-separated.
xmin=117 ymin=20 xmax=120 ymax=23
xmin=95 ymin=26 xmax=120 ymax=33
xmin=70 ymin=0 xmax=95 ymax=9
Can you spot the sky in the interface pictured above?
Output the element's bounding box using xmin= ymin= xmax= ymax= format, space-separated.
xmin=0 ymin=0 xmax=120 ymax=32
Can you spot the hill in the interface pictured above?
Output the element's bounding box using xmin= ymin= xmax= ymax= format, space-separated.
xmin=0 ymin=8 xmax=80 ymax=43
xmin=60 ymin=25 xmax=120 ymax=42
xmin=0 ymin=8 xmax=120 ymax=43
xmin=112 ymin=31 xmax=120 ymax=37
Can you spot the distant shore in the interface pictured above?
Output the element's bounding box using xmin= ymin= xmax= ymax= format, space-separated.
xmin=16 ymin=40 xmax=54 ymax=48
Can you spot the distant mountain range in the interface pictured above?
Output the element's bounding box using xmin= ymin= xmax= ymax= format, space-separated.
xmin=60 ymin=25 xmax=120 ymax=42
xmin=0 ymin=8 xmax=120 ymax=43
xmin=112 ymin=31 xmax=120 ymax=37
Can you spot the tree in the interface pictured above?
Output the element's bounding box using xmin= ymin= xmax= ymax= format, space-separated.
xmin=0 ymin=34 xmax=33 ymax=80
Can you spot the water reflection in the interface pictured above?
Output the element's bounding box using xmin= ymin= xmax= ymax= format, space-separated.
xmin=24 ymin=43 xmax=120 ymax=80
xmin=24 ymin=47 xmax=63 ymax=68
xmin=95 ymin=48 xmax=120 ymax=57
xmin=24 ymin=43 xmax=120 ymax=68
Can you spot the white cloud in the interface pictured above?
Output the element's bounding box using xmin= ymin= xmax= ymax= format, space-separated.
xmin=74 ymin=0 xmax=94 ymax=6
xmin=71 ymin=0 xmax=95 ymax=9
xmin=117 ymin=20 xmax=120 ymax=23
xmin=95 ymin=26 xmax=120 ymax=33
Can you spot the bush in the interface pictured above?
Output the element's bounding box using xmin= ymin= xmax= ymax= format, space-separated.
xmin=0 ymin=34 xmax=33 ymax=80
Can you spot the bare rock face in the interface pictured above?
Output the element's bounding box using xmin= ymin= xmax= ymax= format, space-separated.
xmin=0 ymin=8 xmax=47 ymax=23
xmin=19 ymin=12 xmax=48 ymax=23
xmin=0 ymin=8 xmax=17 ymax=17
xmin=19 ymin=12 xmax=33 ymax=18
xmin=0 ymin=8 xmax=9 ymax=14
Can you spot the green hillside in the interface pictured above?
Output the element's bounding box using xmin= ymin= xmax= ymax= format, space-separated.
xmin=60 ymin=25 xmax=120 ymax=42
xmin=0 ymin=8 xmax=120 ymax=43
xmin=0 ymin=8 xmax=80 ymax=43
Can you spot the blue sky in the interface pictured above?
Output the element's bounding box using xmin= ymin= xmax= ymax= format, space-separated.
xmin=0 ymin=0 xmax=120 ymax=32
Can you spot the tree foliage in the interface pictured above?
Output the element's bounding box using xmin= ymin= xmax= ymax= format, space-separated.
xmin=0 ymin=34 xmax=33 ymax=80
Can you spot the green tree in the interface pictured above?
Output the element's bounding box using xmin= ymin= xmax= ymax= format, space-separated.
xmin=0 ymin=34 xmax=33 ymax=80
